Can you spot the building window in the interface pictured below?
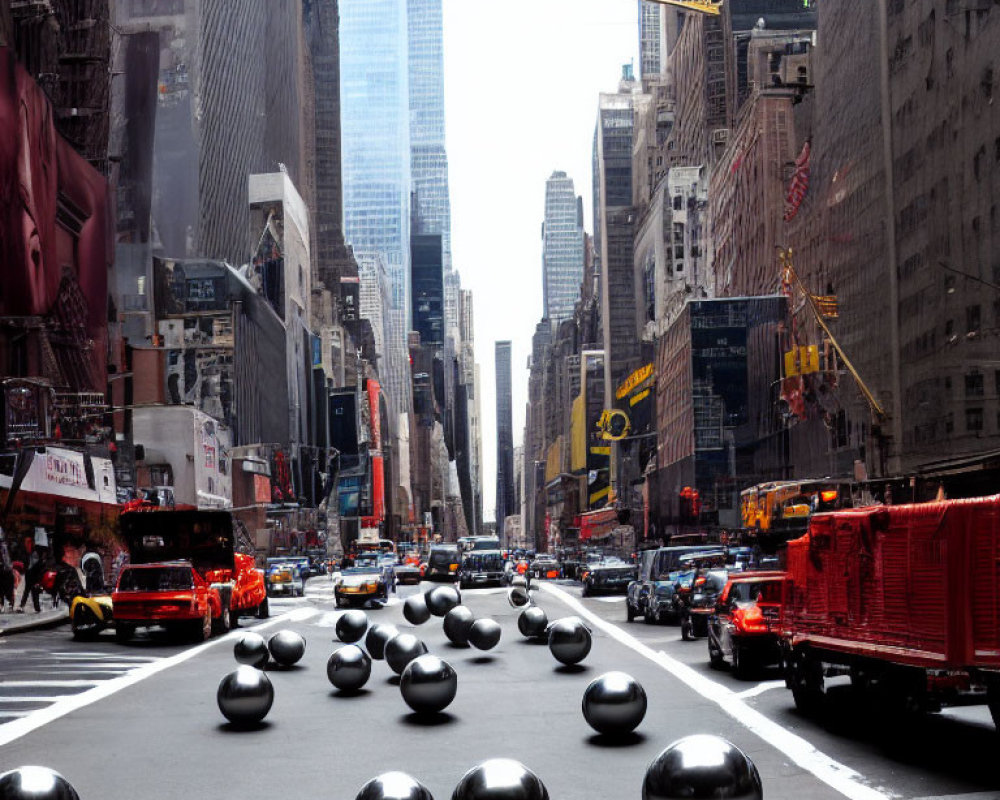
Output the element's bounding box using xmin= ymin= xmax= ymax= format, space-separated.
xmin=967 ymin=304 xmax=981 ymax=333
xmin=966 ymin=407 xmax=984 ymax=432
xmin=965 ymin=372 xmax=984 ymax=397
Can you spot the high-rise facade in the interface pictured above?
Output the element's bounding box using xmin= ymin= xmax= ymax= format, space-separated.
xmin=542 ymin=172 xmax=585 ymax=325
xmin=495 ymin=341 xmax=515 ymax=536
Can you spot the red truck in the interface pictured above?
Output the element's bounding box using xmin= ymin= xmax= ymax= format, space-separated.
xmin=781 ymin=495 xmax=1000 ymax=727
xmin=111 ymin=509 xmax=267 ymax=642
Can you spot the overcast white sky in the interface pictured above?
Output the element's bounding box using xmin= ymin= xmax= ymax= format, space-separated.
xmin=442 ymin=1 xmax=638 ymax=522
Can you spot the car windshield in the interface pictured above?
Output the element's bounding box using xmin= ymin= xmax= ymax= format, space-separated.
xmin=464 ymin=553 xmax=503 ymax=570
xmin=117 ymin=566 xmax=193 ymax=592
xmin=731 ymin=580 xmax=783 ymax=604
xmin=354 ymin=554 xmax=379 ymax=569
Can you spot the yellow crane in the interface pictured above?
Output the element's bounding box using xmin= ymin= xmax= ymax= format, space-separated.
xmin=641 ymin=0 xmax=722 ymax=15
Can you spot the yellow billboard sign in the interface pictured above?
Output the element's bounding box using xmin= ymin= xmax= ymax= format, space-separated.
xmin=615 ymin=363 xmax=654 ymax=400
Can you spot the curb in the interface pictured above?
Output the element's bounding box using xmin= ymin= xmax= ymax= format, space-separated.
xmin=0 ymin=608 xmax=70 ymax=637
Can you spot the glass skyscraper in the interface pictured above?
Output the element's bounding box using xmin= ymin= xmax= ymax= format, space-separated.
xmin=542 ymin=171 xmax=585 ymax=324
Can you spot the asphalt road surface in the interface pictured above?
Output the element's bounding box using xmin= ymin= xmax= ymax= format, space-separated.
xmin=0 ymin=577 xmax=997 ymax=800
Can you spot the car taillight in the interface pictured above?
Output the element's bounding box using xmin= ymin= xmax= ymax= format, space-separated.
xmin=820 ymin=489 xmax=838 ymax=503
xmin=449 ymin=563 xmax=459 ymax=571
xmin=733 ymin=604 xmax=768 ymax=634
xmin=694 ymin=576 xmax=706 ymax=587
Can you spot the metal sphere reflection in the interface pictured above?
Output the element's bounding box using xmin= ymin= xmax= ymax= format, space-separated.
xmin=327 ymin=644 xmax=372 ymax=692
xmin=0 ymin=767 xmax=80 ymax=800
xmin=547 ymin=618 xmax=592 ymax=666
xmin=216 ymin=665 xmax=274 ymax=726
xmin=233 ymin=632 xmax=269 ymax=668
xmin=400 ymin=654 xmax=458 ymax=714
xmin=426 ymin=585 xmax=462 ymax=617
xmin=336 ymin=609 xmax=370 ymax=643
xmin=581 ymin=671 xmax=647 ymax=734
xmin=385 ymin=633 xmax=429 ymax=675
xmin=507 ymin=585 xmax=530 ymax=608
xmin=450 ymin=758 xmax=549 ymax=800
xmin=268 ymin=630 xmax=306 ymax=667
xmin=355 ymin=772 xmax=435 ymax=800
xmin=366 ymin=623 xmax=400 ymax=660
xmin=443 ymin=605 xmax=476 ymax=646
xmin=468 ymin=618 xmax=502 ymax=651
xmin=642 ymin=735 xmax=763 ymax=800
xmin=403 ymin=594 xmax=432 ymax=626
xmin=517 ymin=607 xmax=548 ymax=639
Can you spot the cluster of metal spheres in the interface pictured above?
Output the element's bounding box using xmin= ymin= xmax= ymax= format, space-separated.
xmin=0 ymin=733 xmax=762 ymax=799
xmin=219 ymin=630 xmax=307 ymax=726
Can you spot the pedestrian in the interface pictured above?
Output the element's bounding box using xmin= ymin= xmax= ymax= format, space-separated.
xmin=18 ymin=545 xmax=48 ymax=613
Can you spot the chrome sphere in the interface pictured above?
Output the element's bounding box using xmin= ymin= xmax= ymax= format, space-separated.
xmin=400 ymin=654 xmax=458 ymax=713
xmin=450 ymin=758 xmax=549 ymax=800
xmin=403 ymin=594 xmax=432 ymax=626
xmin=216 ymin=665 xmax=274 ymax=726
xmin=443 ymin=605 xmax=476 ymax=646
xmin=233 ymin=632 xmax=269 ymax=668
xmin=385 ymin=633 xmax=429 ymax=675
xmin=355 ymin=772 xmax=435 ymax=800
xmin=468 ymin=618 xmax=502 ymax=651
xmin=426 ymin=585 xmax=461 ymax=617
xmin=517 ymin=606 xmax=548 ymax=639
xmin=547 ymin=618 xmax=592 ymax=666
xmin=0 ymin=767 xmax=80 ymax=800
xmin=642 ymin=735 xmax=763 ymax=800
xmin=366 ymin=623 xmax=400 ymax=660
xmin=582 ymin=671 xmax=647 ymax=734
xmin=327 ymin=644 xmax=372 ymax=692
xmin=268 ymin=629 xmax=306 ymax=666
xmin=507 ymin=585 xmax=530 ymax=608
xmin=336 ymin=609 xmax=370 ymax=643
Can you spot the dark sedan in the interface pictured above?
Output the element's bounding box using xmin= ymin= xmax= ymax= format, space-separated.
xmin=581 ymin=559 xmax=637 ymax=597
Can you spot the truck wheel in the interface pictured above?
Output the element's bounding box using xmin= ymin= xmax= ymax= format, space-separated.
xmin=256 ymin=597 xmax=269 ymax=619
xmin=114 ymin=624 xmax=135 ymax=644
xmin=708 ymin=640 xmax=725 ymax=669
xmin=213 ymin=602 xmax=232 ymax=635
xmin=681 ymin=615 xmax=693 ymax=640
xmin=228 ymin=606 xmax=241 ymax=630
xmin=627 ymin=603 xmax=636 ymax=622
xmin=789 ymin=650 xmax=825 ymax=714
xmin=731 ymin=644 xmax=750 ymax=679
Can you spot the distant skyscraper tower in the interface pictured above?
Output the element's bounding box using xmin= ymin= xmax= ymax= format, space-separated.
xmin=494 ymin=341 xmax=515 ymax=536
xmin=542 ymin=171 xmax=585 ymax=324
xmin=638 ymin=0 xmax=684 ymax=80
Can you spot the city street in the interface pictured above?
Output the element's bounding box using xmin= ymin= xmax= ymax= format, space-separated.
xmin=1 ymin=578 xmax=998 ymax=799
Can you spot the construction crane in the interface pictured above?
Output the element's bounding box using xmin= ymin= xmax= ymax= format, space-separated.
xmin=642 ymin=0 xmax=722 ymax=16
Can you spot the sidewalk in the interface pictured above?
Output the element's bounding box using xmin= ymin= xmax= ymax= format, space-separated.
xmin=0 ymin=604 xmax=69 ymax=636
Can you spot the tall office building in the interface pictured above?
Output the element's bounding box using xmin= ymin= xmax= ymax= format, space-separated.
xmin=495 ymin=341 xmax=515 ymax=535
xmin=638 ymin=0 xmax=683 ymax=81
xmin=408 ymin=0 xmax=452 ymax=270
xmin=542 ymin=172 xmax=585 ymax=324
xmin=411 ymin=234 xmax=445 ymax=346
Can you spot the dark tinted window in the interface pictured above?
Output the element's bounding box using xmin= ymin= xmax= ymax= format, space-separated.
xmin=118 ymin=567 xmax=193 ymax=592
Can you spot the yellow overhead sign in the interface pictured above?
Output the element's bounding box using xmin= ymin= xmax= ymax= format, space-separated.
xmin=616 ymin=363 xmax=653 ymax=400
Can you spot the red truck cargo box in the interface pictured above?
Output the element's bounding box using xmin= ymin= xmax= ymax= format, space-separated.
xmin=783 ymin=495 xmax=1000 ymax=669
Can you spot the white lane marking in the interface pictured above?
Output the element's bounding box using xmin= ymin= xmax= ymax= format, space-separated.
xmin=539 ymin=583 xmax=892 ymax=800
xmin=593 ymin=596 xmax=625 ymax=603
xmin=0 ymin=607 xmax=318 ymax=747
xmin=735 ymin=680 xmax=787 ymax=700
xmin=0 ymin=681 xmax=101 ymax=688
xmin=0 ymin=697 xmax=75 ymax=703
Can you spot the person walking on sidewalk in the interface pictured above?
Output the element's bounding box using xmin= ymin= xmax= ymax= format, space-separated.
xmin=18 ymin=545 xmax=49 ymax=613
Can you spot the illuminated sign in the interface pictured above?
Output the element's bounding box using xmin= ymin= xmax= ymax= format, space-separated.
xmin=615 ymin=363 xmax=653 ymax=400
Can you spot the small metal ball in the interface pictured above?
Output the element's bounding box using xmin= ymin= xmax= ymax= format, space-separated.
xmin=327 ymin=644 xmax=372 ymax=692
xmin=336 ymin=609 xmax=370 ymax=643
xmin=547 ymin=618 xmax=592 ymax=665
xmin=0 ymin=767 xmax=80 ymax=800
xmin=234 ymin=632 xmax=269 ymax=668
xmin=400 ymin=654 xmax=458 ymax=714
xmin=443 ymin=605 xmax=476 ymax=646
xmin=426 ymin=585 xmax=461 ymax=617
xmin=366 ymin=623 xmax=400 ymax=660
xmin=642 ymin=735 xmax=763 ymax=800
xmin=268 ymin=630 xmax=306 ymax=666
xmin=355 ymin=771 xmax=435 ymax=800
xmin=404 ymin=594 xmax=432 ymax=626
xmin=385 ymin=633 xmax=429 ymax=675
xmin=507 ymin=585 xmax=530 ymax=608
xmin=450 ymin=758 xmax=549 ymax=800
xmin=216 ymin=665 xmax=274 ymax=726
xmin=582 ymin=671 xmax=647 ymax=734
xmin=467 ymin=618 xmax=501 ymax=651
xmin=517 ymin=607 xmax=548 ymax=638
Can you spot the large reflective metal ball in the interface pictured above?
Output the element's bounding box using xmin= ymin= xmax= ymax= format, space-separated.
xmin=385 ymin=633 xmax=429 ymax=675
xmin=642 ymin=735 xmax=763 ymax=800
xmin=327 ymin=644 xmax=372 ymax=692
xmin=517 ymin=606 xmax=548 ymax=639
xmin=216 ymin=665 xmax=274 ymax=726
xmin=336 ymin=609 xmax=370 ymax=643
xmin=268 ymin=630 xmax=306 ymax=667
xmin=507 ymin=585 xmax=530 ymax=608
xmin=450 ymin=758 xmax=549 ymax=800
xmin=366 ymin=623 xmax=400 ymax=660
xmin=400 ymin=654 xmax=458 ymax=713
xmin=468 ymin=618 xmax=502 ymax=651
xmin=404 ymin=594 xmax=432 ymax=626
xmin=426 ymin=585 xmax=461 ymax=617
xmin=0 ymin=767 xmax=80 ymax=800
xmin=582 ymin=671 xmax=647 ymax=734
xmin=547 ymin=618 xmax=592 ymax=666
xmin=234 ymin=632 xmax=269 ymax=668
xmin=443 ymin=605 xmax=476 ymax=646
xmin=355 ymin=771 xmax=435 ymax=800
